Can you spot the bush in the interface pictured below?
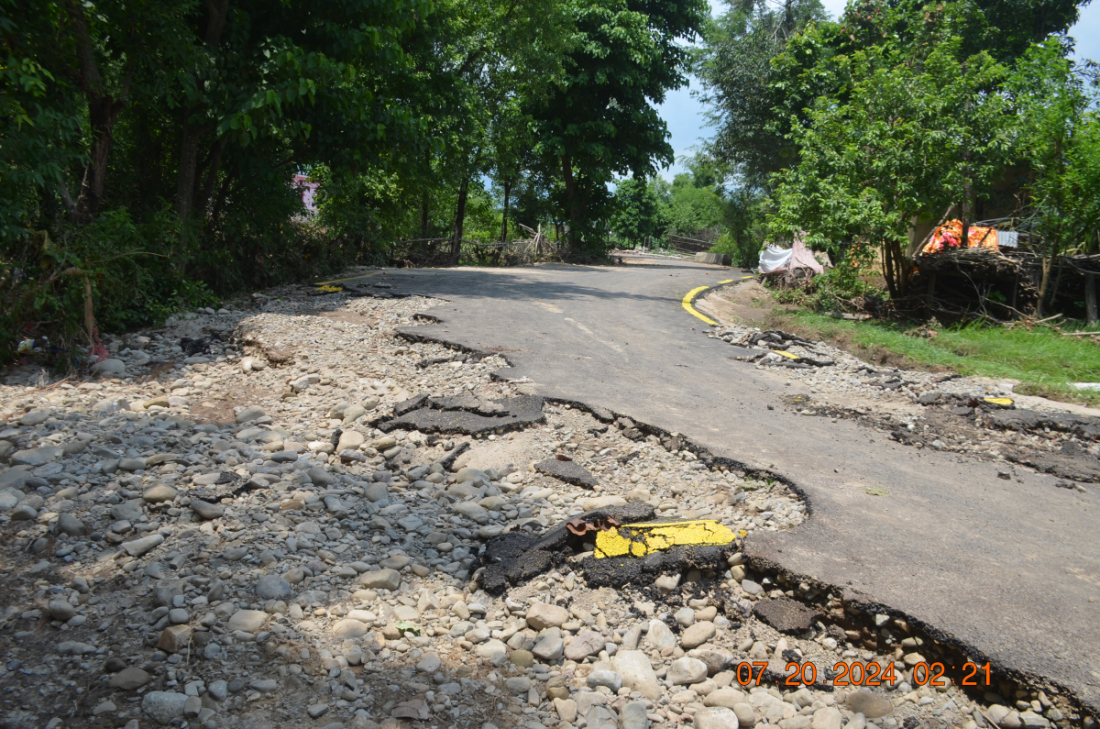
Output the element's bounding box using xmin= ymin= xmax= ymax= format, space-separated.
xmin=0 ymin=207 xmax=217 ymax=366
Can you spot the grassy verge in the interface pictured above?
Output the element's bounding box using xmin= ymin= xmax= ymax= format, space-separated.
xmin=765 ymin=309 xmax=1100 ymax=407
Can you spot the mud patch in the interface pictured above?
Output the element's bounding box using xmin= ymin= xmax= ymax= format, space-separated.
xmin=189 ymin=384 xmax=279 ymax=425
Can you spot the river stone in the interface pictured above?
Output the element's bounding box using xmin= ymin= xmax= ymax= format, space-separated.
xmin=190 ymin=499 xmax=225 ymax=519
xmin=533 ymin=629 xmax=564 ymax=661
xmin=236 ymin=406 xmax=265 ymax=424
xmin=668 ymin=657 xmax=708 ymax=685
xmin=620 ymin=700 xmax=650 ymax=729
xmin=586 ymin=669 xmax=623 ymax=692
xmin=255 ymin=575 xmax=292 ymax=599
xmin=110 ymin=666 xmax=152 ymax=690
xmin=12 ymin=447 xmax=63 ymax=467
xmin=526 ymin=602 xmax=569 ymax=630
xmin=812 ymin=707 xmax=842 ymax=729
xmin=156 ymin=624 xmax=192 ymax=653
xmin=48 ymin=599 xmax=76 ymax=621
xmin=681 ymin=621 xmax=716 ymax=649
xmin=122 ymin=533 xmax=164 ymax=557
xmin=613 ymin=650 xmax=660 ymax=699
xmin=337 ymin=430 xmax=365 ymax=453
xmin=19 ymin=409 xmax=50 ymax=426
xmin=704 ymin=688 xmax=749 ymax=709
xmin=307 ymin=466 xmax=337 ymax=486
xmin=111 ymin=500 xmax=145 ymax=522
xmin=119 ymin=457 xmax=146 ymax=472
xmin=92 ymin=358 xmax=126 ymax=377
xmin=143 ymin=485 xmax=177 ymax=503
xmin=57 ymin=513 xmax=88 ymax=537
xmin=564 ymin=630 xmax=606 ymax=661
xmin=453 ymin=501 xmax=489 ymax=523
xmin=359 ymin=569 xmax=401 ymax=590
xmin=646 ymin=619 xmax=677 ymax=651
xmin=142 ymin=691 xmax=187 ymax=724
xmin=733 ymin=703 xmax=756 ymax=728
xmin=333 ymin=619 xmax=369 ymax=639
xmin=845 ymin=690 xmax=894 ymax=719
xmin=694 ymin=707 xmax=742 ymax=729
xmin=227 ymin=610 xmax=268 ymax=633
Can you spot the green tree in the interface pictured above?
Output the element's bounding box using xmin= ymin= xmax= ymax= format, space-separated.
xmin=532 ymin=0 xmax=707 ymax=255
xmin=768 ymin=33 xmax=1014 ymax=298
xmin=610 ymin=177 xmax=668 ymax=245
xmin=694 ymin=0 xmax=826 ymax=188
xmin=1008 ymin=40 xmax=1100 ymax=311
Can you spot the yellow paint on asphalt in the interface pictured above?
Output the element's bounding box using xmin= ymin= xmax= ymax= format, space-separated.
xmin=594 ymin=520 xmax=741 ymax=558
xmin=313 ymin=271 xmax=382 ymax=286
xmin=773 ymin=350 xmax=801 ymax=360
xmin=983 ymin=397 xmax=1014 ymax=407
xmin=718 ymin=279 xmax=735 ymax=284
xmin=682 ymin=286 xmax=718 ymax=325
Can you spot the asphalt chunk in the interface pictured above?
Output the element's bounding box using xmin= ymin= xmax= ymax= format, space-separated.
xmin=582 ymin=543 xmax=738 ymax=589
xmin=475 ymin=502 xmax=654 ymax=595
xmin=753 ymin=597 xmax=824 ymax=634
xmin=987 ymin=408 xmax=1100 ymax=438
xmin=377 ymin=394 xmax=545 ymax=435
xmin=534 ymin=457 xmax=599 ymax=489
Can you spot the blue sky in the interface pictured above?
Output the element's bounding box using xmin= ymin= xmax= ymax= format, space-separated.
xmin=657 ymin=0 xmax=1100 ymax=178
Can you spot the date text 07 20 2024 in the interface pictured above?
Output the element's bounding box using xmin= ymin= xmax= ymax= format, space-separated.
xmin=729 ymin=661 xmax=994 ymax=688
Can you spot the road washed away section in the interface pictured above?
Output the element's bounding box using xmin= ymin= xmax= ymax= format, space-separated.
xmin=0 ymin=272 xmax=1094 ymax=729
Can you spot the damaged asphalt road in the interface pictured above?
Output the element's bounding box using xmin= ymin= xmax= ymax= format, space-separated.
xmin=321 ymin=261 xmax=1100 ymax=715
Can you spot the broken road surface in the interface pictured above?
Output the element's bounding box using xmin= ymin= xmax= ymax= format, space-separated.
xmin=348 ymin=259 xmax=1100 ymax=713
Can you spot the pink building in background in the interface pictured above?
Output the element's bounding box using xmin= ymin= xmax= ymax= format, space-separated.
xmin=293 ymin=174 xmax=319 ymax=215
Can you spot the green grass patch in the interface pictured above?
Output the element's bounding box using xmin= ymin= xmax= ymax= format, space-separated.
xmin=768 ymin=310 xmax=1100 ymax=406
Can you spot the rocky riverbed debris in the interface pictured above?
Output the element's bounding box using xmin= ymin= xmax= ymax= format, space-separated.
xmin=0 ymin=282 xmax=1090 ymax=729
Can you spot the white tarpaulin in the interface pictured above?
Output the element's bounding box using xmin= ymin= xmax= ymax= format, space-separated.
xmin=758 ymin=234 xmax=825 ymax=276
xmin=759 ymin=245 xmax=793 ymax=273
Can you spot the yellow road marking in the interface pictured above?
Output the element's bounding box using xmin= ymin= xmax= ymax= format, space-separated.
xmin=773 ymin=350 xmax=801 ymax=360
xmin=682 ymin=286 xmax=718 ymax=325
xmin=595 ymin=520 xmax=741 ymax=559
xmin=718 ymin=279 xmax=735 ymax=284
xmin=314 ymin=271 xmax=382 ymax=286
xmin=983 ymin=397 xmax=1014 ymax=407
xmin=741 ymin=275 xmax=754 ymax=279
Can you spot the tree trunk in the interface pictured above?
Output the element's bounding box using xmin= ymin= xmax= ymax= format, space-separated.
xmin=420 ymin=195 xmax=430 ymax=238
xmin=562 ymin=154 xmax=581 ymax=253
xmin=176 ymin=0 xmax=230 ymax=227
xmin=500 ymin=180 xmax=511 ymax=243
xmin=67 ymin=1 xmax=125 ymax=222
xmin=451 ymin=176 xmax=470 ymax=263
xmin=176 ymin=120 xmax=204 ymax=226
xmin=881 ymin=241 xmax=898 ymax=300
xmin=195 ymin=136 xmax=229 ymax=223
xmin=420 ymin=148 xmax=431 ymax=238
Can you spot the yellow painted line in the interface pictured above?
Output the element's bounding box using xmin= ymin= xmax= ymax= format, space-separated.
xmin=742 ymin=275 xmax=754 ymax=279
xmin=983 ymin=397 xmax=1014 ymax=407
xmin=773 ymin=350 xmax=801 ymax=360
xmin=682 ymin=286 xmax=718 ymax=325
xmin=594 ymin=520 xmax=740 ymax=559
xmin=314 ymin=271 xmax=381 ymax=286
xmin=718 ymin=279 xmax=735 ymax=284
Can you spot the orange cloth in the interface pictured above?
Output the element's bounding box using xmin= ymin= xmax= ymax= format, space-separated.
xmin=922 ymin=220 xmax=999 ymax=255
